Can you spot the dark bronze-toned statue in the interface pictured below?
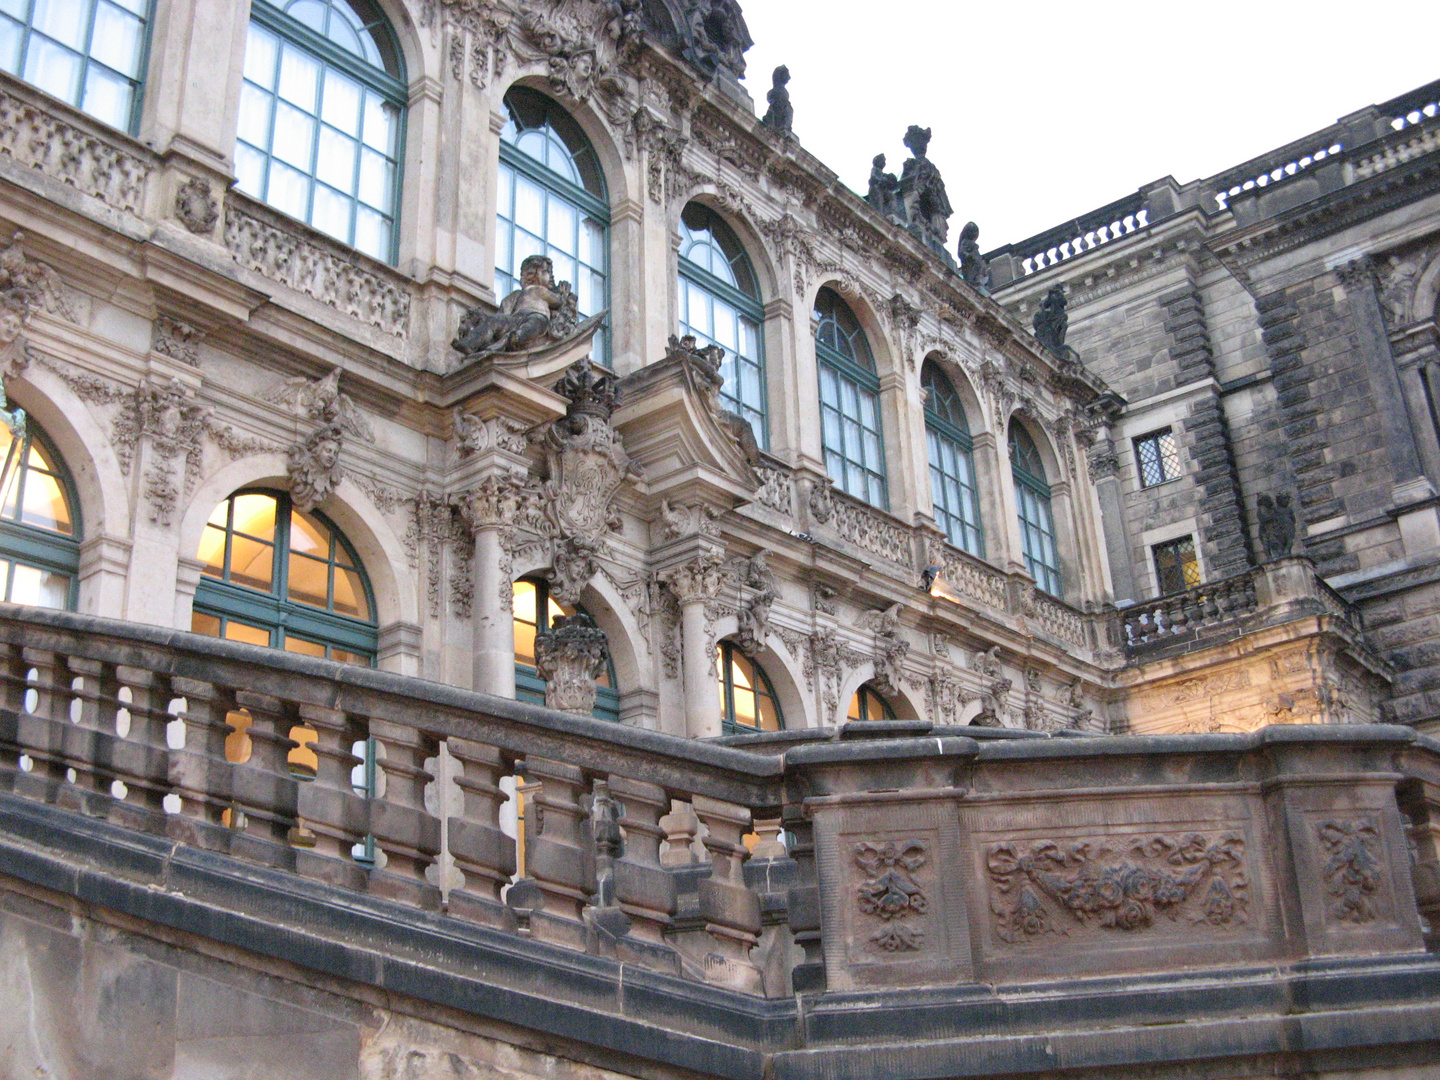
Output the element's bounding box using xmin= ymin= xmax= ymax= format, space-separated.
xmin=453 ymin=254 xmax=578 ymax=359
xmin=686 ymin=0 xmax=751 ymax=78
xmin=1032 ymin=285 xmax=1069 ymax=356
xmin=957 ymin=221 xmax=989 ymax=292
xmin=865 ymin=154 xmax=904 ymax=222
xmin=761 ymin=65 xmax=792 ymax=134
xmin=898 ymin=125 xmax=952 ymax=259
xmin=1257 ymin=493 xmax=1297 ymax=560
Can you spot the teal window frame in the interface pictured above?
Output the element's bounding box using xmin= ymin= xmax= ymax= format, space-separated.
xmin=847 ymin=683 xmax=895 ymax=722
xmin=513 ymin=577 xmax=620 ymax=723
xmin=235 ymin=0 xmax=407 ymax=263
xmin=193 ymin=488 xmax=379 ymax=663
xmin=922 ymin=361 xmax=983 ymax=557
xmin=0 ymin=419 xmax=81 ymax=610
xmin=815 ymin=287 xmax=888 ymax=510
xmin=717 ymin=640 xmax=783 ymax=735
xmin=678 ymin=203 xmax=767 ymax=445
xmin=1134 ymin=427 xmax=1181 ymax=488
xmin=0 ymin=0 xmax=154 ymax=133
xmin=497 ymin=88 xmax=610 ymax=364
xmin=1009 ymin=421 xmax=1062 ymax=596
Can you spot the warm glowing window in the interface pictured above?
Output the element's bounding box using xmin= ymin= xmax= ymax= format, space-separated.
xmin=192 ymin=489 xmax=376 ymax=664
xmin=1153 ymin=535 xmax=1201 ymax=596
xmin=716 ymin=641 xmax=782 ymax=734
xmin=847 ymin=683 xmax=895 ymax=723
xmin=0 ymin=420 xmax=80 ymax=609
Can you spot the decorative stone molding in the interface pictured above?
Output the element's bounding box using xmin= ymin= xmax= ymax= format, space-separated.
xmin=264 ymin=369 xmax=375 ymax=443
xmin=923 ymin=538 xmax=1009 ymax=610
xmin=854 ymin=840 xmax=928 ymax=953
xmin=534 ymin=612 xmax=609 ymax=714
xmin=859 ymin=602 xmax=908 ymax=699
xmin=151 ymin=316 xmax=201 ymax=366
xmin=0 ymin=89 xmax=150 ymax=214
xmin=453 ymin=408 xmax=529 ymax=458
xmin=174 ymin=176 xmax=218 ymax=235
xmin=733 ymin=552 xmax=776 ymax=655
xmin=986 ymin=833 xmax=1249 ymax=942
xmin=754 ymin=462 xmax=792 ymax=514
xmin=823 ymin=491 xmax=913 ymax=569
xmin=225 ymin=203 xmax=411 ymax=337
xmin=287 ymin=423 xmax=344 ymax=512
xmin=971 ymin=646 xmax=1012 ymax=727
xmin=659 ymin=551 xmax=726 ymax=605
xmin=1318 ymin=818 xmax=1383 ymax=924
xmin=658 ymin=498 xmax=721 ymax=541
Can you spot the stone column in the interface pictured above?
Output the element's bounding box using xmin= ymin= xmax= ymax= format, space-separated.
xmin=458 ymin=477 xmax=520 ymax=699
xmin=659 ymin=554 xmax=726 ymax=739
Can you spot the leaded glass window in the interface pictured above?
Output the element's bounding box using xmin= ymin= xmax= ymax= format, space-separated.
xmin=1134 ymin=427 xmax=1181 ymax=488
xmin=847 ymin=683 xmax=895 ymax=722
xmin=679 ymin=204 xmax=766 ymax=443
xmin=513 ymin=577 xmax=619 ymax=722
xmin=0 ymin=419 xmax=80 ymax=609
xmin=192 ymin=489 xmax=377 ymax=664
xmin=1153 ymin=535 xmax=1200 ymax=596
xmin=235 ymin=0 xmax=405 ymax=262
xmin=0 ymin=0 xmax=150 ymax=131
xmin=1009 ymin=421 xmax=1062 ymax=596
xmin=717 ymin=641 xmax=781 ymax=734
xmin=497 ymin=88 xmax=609 ymax=363
xmin=923 ymin=361 xmax=983 ymax=556
xmin=815 ymin=287 xmax=887 ymax=508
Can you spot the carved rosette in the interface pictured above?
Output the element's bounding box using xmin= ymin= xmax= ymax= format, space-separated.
xmin=854 ymin=840 xmax=929 ymax=953
xmin=986 ymin=833 xmax=1249 ymax=943
xmin=534 ymin=612 xmax=609 ymax=714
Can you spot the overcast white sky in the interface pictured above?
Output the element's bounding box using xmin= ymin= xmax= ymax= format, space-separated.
xmin=738 ymin=1 xmax=1438 ymax=250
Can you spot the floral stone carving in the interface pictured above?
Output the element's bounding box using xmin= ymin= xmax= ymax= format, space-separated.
xmin=1318 ymin=818 xmax=1383 ymax=924
xmin=986 ymin=833 xmax=1249 ymax=943
xmin=534 ymin=612 xmax=609 ymax=714
xmin=854 ymin=839 xmax=928 ymax=953
xmin=174 ymin=176 xmax=218 ymax=234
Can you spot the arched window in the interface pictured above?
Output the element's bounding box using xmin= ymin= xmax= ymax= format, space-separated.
xmin=1009 ymin=421 xmax=1061 ymax=595
xmin=847 ymin=683 xmax=895 ymax=723
xmin=815 ymin=287 xmax=887 ymax=509
xmin=923 ymin=361 xmax=982 ymax=556
xmin=0 ymin=420 xmax=80 ymax=609
xmin=716 ymin=641 xmax=781 ymax=734
xmin=235 ymin=0 xmax=406 ymax=262
xmin=192 ymin=490 xmax=378 ymax=664
xmin=513 ymin=578 xmax=619 ymax=722
xmin=679 ymin=204 xmax=766 ymax=443
xmin=1 ymin=0 xmax=151 ymax=132
xmin=498 ymin=87 xmax=609 ymax=362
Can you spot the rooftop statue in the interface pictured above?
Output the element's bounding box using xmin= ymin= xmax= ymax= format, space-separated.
xmin=865 ymin=154 xmax=904 ymax=223
xmin=957 ymin=221 xmax=990 ymax=294
xmin=1032 ymin=284 xmax=1069 ymax=356
xmin=760 ymin=65 xmax=793 ymax=135
xmin=452 ymin=254 xmax=601 ymax=362
xmin=898 ymin=125 xmax=953 ymax=264
xmin=685 ymin=0 xmax=751 ymax=79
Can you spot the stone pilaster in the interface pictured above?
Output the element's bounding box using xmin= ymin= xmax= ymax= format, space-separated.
xmin=456 ymin=475 xmax=523 ymax=699
xmin=659 ymin=553 xmax=726 ymax=739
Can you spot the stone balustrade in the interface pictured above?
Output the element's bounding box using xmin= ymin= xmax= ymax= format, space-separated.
xmin=2 ymin=602 xmax=1440 ymax=1070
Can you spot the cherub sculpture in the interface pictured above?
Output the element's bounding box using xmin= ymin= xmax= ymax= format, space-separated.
xmin=453 ymin=254 xmax=578 ymax=359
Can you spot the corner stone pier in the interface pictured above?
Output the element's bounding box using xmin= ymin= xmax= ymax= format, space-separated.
xmin=1 ymin=604 xmax=1439 ymax=1079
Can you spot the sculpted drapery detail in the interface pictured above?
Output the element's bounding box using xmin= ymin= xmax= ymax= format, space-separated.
xmin=854 ymin=840 xmax=928 ymax=953
xmin=986 ymin=834 xmax=1250 ymax=943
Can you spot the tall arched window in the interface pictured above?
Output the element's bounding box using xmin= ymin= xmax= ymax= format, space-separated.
xmin=815 ymin=287 xmax=887 ymax=509
xmin=513 ymin=578 xmax=619 ymax=722
xmin=679 ymin=204 xmax=766 ymax=443
xmin=923 ymin=361 xmax=982 ymax=556
xmin=235 ymin=0 xmax=406 ymax=262
xmin=1 ymin=0 xmax=151 ymax=132
xmin=192 ymin=490 xmax=378 ymax=664
xmin=716 ymin=641 xmax=781 ymax=734
xmin=1009 ymin=421 xmax=1061 ymax=596
xmin=497 ymin=88 xmax=609 ymax=362
xmin=847 ymin=683 xmax=895 ymax=722
xmin=0 ymin=420 xmax=80 ymax=609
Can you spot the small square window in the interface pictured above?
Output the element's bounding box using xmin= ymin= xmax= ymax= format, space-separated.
xmin=1134 ymin=428 xmax=1182 ymax=487
xmin=1153 ymin=535 xmax=1201 ymax=596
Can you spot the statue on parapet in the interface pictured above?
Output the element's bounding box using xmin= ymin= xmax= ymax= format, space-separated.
xmin=686 ymin=0 xmax=751 ymax=78
xmin=1032 ymin=285 xmax=1069 ymax=356
xmin=957 ymin=221 xmax=990 ymax=293
xmin=761 ymin=65 xmax=793 ymax=135
xmin=865 ymin=154 xmax=904 ymax=223
xmin=898 ymin=125 xmax=953 ymax=262
xmin=452 ymin=254 xmax=584 ymax=360
xmin=1257 ymin=493 xmax=1297 ymax=560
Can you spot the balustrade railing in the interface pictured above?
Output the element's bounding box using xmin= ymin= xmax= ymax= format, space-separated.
xmin=814 ymin=488 xmax=913 ymax=568
xmin=1121 ymin=569 xmax=1258 ymax=649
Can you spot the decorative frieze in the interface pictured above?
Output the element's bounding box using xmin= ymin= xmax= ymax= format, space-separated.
xmin=0 ymin=90 xmax=150 ymax=214
xmin=822 ymin=491 xmax=913 ymax=568
xmin=225 ymin=203 xmax=411 ymax=337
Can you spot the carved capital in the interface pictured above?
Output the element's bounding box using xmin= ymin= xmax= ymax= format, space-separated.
xmin=660 ymin=552 xmax=726 ymax=605
xmin=1336 ymin=255 xmax=1378 ymax=290
xmin=455 ymin=473 xmax=525 ymax=531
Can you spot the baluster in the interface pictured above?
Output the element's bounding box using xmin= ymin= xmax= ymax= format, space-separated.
xmin=783 ymin=802 xmax=825 ymax=992
xmin=226 ymin=689 xmax=301 ymax=869
xmin=13 ymin=647 xmax=64 ymax=802
xmin=52 ymin=655 xmax=112 ymax=817
xmin=691 ymin=795 xmax=764 ymax=994
xmin=97 ymin=663 xmax=171 ymax=832
xmin=367 ymin=718 xmax=441 ymax=909
xmin=517 ymin=756 xmax=591 ymax=949
xmin=0 ymin=641 xmax=26 ymax=789
xmin=163 ymin=675 xmax=236 ymax=847
xmin=609 ymin=775 xmax=680 ymax=973
xmin=446 ymin=737 xmax=516 ymax=929
xmin=293 ymin=704 xmax=368 ymax=891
